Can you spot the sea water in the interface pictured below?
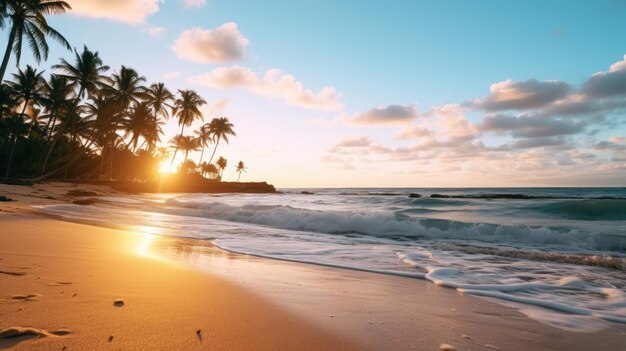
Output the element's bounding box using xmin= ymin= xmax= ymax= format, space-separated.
xmin=36 ymin=188 xmax=626 ymax=330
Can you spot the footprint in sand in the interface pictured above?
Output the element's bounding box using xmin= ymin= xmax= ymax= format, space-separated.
xmin=11 ymin=294 xmax=40 ymax=301
xmin=0 ymin=327 xmax=70 ymax=339
xmin=0 ymin=270 xmax=26 ymax=276
xmin=48 ymin=281 xmax=73 ymax=286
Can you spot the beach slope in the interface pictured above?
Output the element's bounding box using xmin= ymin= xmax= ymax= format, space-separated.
xmin=0 ymin=212 xmax=359 ymax=350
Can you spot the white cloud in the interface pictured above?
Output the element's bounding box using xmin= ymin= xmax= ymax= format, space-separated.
xmin=471 ymin=79 xmax=571 ymax=111
xmin=350 ymin=104 xmax=418 ymax=126
xmin=67 ymin=0 xmax=160 ymax=24
xmin=583 ymin=54 xmax=626 ymax=98
xmin=395 ymin=126 xmax=431 ymax=140
xmin=171 ymin=23 xmax=249 ymax=63
xmin=182 ymin=0 xmax=207 ymax=8
xmin=189 ymin=66 xmax=343 ymax=111
xmin=332 ymin=136 xmax=372 ymax=148
xmin=609 ymin=55 xmax=626 ymax=72
xmin=147 ymin=26 xmax=166 ymax=38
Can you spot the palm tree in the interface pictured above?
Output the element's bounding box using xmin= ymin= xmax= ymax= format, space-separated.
xmin=0 ymin=2 xmax=7 ymax=29
xmin=172 ymin=89 xmax=206 ymax=135
xmin=170 ymin=134 xmax=199 ymax=164
xmin=178 ymin=159 xmax=197 ymax=174
xmin=53 ymin=46 xmax=110 ymax=101
xmin=109 ymin=66 xmax=147 ymax=111
xmin=216 ymin=156 xmax=227 ymax=180
xmin=85 ymin=96 xmax=118 ymax=179
xmin=6 ymin=65 xmax=45 ymax=125
xmin=235 ymin=161 xmax=247 ymax=182
xmin=200 ymin=162 xmax=218 ymax=179
xmin=40 ymin=74 xmax=74 ymax=139
xmin=155 ymin=146 xmax=170 ymax=162
xmin=123 ymin=102 xmax=163 ymax=153
xmin=0 ymin=0 xmax=71 ymax=82
xmin=170 ymin=89 xmax=206 ymax=166
xmin=40 ymin=46 xmax=109 ymax=176
xmin=206 ymin=117 xmax=236 ymax=165
xmin=194 ymin=123 xmax=213 ymax=164
xmin=145 ymin=82 xmax=174 ymax=120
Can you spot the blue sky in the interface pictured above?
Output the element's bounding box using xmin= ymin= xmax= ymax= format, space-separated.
xmin=4 ymin=0 xmax=626 ymax=186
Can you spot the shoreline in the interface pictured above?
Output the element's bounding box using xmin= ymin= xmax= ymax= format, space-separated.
xmin=2 ymin=182 xmax=626 ymax=350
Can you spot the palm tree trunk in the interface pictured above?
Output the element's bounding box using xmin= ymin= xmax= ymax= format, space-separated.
xmin=169 ymin=124 xmax=185 ymax=167
xmin=208 ymin=137 xmax=220 ymax=164
xmin=40 ymin=87 xmax=84 ymax=176
xmin=45 ymin=108 xmax=58 ymax=140
xmin=99 ymin=148 xmax=105 ymax=180
xmin=237 ymin=172 xmax=241 ymax=182
xmin=0 ymin=25 xmax=17 ymax=83
xmin=108 ymin=151 xmax=115 ymax=180
xmin=198 ymin=147 xmax=205 ymax=164
xmin=184 ymin=150 xmax=189 ymax=163
xmin=136 ymin=139 xmax=147 ymax=153
xmin=18 ymin=99 xmax=29 ymax=119
xmin=3 ymin=133 xmax=18 ymax=179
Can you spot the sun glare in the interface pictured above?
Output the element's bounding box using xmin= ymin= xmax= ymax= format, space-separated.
xmin=158 ymin=161 xmax=175 ymax=174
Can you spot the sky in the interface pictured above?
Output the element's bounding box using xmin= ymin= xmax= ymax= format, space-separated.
xmin=4 ymin=0 xmax=626 ymax=187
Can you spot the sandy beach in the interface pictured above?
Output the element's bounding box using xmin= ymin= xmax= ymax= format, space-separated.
xmin=1 ymin=182 xmax=626 ymax=350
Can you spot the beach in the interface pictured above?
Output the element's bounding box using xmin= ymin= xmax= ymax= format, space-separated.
xmin=1 ymin=182 xmax=626 ymax=350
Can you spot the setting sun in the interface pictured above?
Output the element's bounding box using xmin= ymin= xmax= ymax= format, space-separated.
xmin=158 ymin=161 xmax=176 ymax=174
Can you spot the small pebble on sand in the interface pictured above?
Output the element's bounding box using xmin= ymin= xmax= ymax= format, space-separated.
xmin=113 ymin=299 xmax=124 ymax=307
xmin=439 ymin=343 xmax=457 ymax=351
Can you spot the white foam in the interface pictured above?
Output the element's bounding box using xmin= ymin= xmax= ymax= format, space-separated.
xmin=33 ymin=191 xmax=626 ymax=332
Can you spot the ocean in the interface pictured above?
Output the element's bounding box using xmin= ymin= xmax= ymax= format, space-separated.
xmin=36 ymin=187 xmax=626 ymax=330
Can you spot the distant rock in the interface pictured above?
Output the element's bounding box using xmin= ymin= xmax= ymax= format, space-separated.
xmin=113 ymin=299 xmax=125 ymax=307
xmin=0 ymin=196 xmax=14 ymax=202
xmin=408 ymin=193 xmax=421 ymax=198
xmin=109 ymin=175 xmax=277 ymax=194
xmin=301 ymin=191 xmax=314 ymax=195
xmin=430 ymin=194 xmax=451 ymax=198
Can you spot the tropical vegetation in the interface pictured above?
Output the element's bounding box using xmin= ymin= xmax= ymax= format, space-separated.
xmin=0 ymin=1 xmax=247 ymax=183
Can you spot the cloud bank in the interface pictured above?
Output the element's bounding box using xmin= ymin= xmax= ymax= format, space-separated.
xmin=470 ymin=79 xmax=571 ymax=111
xmin=323 ymin=55 xmax=626 ymax=184
xmin=350 ymin=104 xmax=418 ymax=126
xmin=172 ymin=23 xmax=249 ymax=63
xmin=67 ymin=0 xmax=159 ymax=24
xmin=189 ymin=66 xmax=343 ymax=111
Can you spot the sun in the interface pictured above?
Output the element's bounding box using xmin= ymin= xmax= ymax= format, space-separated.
xmin=158 ymin=161 xmax=175 ymax=174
